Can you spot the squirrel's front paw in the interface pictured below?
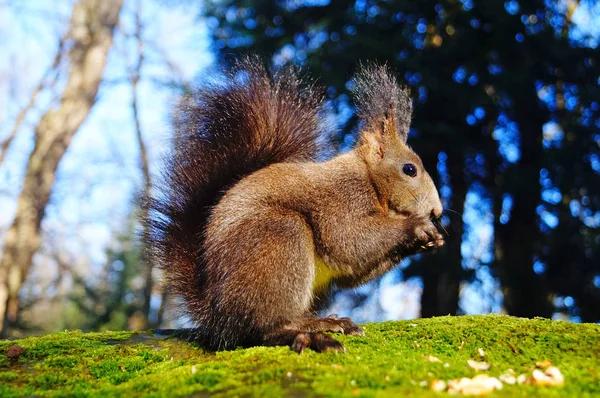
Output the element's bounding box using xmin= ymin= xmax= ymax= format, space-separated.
xmin=412 ymin=218 xmax=445 ymax=251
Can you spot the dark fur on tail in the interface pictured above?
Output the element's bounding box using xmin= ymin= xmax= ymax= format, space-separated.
xmin=143 ymin=57 xmax=328 ymax=336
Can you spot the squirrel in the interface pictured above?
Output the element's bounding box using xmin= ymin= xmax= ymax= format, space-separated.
xmin=143 ymin=57 xmax=444 ymax=353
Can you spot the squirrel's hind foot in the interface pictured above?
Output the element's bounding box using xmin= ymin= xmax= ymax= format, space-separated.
xmin=292 ymin=332 xmax=345 ymax=354
xmin=265 ymin=329 xmax=346 ymax=354
xmin=264 ymin=315 xmax=364 ymax=353
xmin=287 ymin=315 xmax=364 ymax=335
xmin=312 ymin=315 xmax=365 ymax=335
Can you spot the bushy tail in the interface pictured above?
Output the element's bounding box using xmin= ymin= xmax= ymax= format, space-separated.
xmin=143 ymin=57 xmax=328 ymax=325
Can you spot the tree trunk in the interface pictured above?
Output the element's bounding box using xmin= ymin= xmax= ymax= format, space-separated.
xmin=420 ymin=150 xmax=465 ymax=317
xmin=129 ymin=0 xmax=155 ymax=329
xmin=495 ymin=88 xmax=553 ymax=318
xmin=0 ymin=0 xmax=125 ymax=336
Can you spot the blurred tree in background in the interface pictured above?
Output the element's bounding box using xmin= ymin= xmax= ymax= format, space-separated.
xmin=0 ymin=0 xmax=199 ymax=337
xmin=0 ymin=0 xmax=125 ymax=336
xmin=202 ymin=0 xmax=600 ymax=321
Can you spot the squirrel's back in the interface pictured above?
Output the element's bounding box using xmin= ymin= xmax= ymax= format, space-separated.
xmin=143 ymin=58 xmax=329 ymax=334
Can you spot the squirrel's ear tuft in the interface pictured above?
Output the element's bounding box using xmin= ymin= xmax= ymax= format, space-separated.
xmin=352 ymin=62 xmax=412 ymax=143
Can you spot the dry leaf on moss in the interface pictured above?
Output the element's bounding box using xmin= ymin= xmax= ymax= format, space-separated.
xmin=6 ymin=345 xmax=25 ymax=359
xmin=532 ymin=366 xmax=564 ymax=386
xmin=498 ymin=373 xmax=516 ymax=385
xmin=468 ymin=359 xmax=491 ymax=371
xmin=536 ymin=360 xmax=552 ymax=368
xmin=429 ymin=357 xmax=565 ymax=395
xmin=431 ymin=379 xmax=447 ymax=392
xmin=445 ymin=375 xmax=503 ymax=396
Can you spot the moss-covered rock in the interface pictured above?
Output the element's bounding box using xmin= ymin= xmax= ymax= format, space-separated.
xmin=1 ymin=315 xmax=598 ymax=397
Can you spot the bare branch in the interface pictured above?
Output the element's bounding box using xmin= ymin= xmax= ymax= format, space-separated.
xmin=0 ymin=37 xmax=65 ymax=166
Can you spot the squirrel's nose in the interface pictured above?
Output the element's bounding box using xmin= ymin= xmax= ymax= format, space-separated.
xmin=431 ymin=205 xmax=443 ymax=219
xmin=428 ymin=183 xmax=444 ymax=219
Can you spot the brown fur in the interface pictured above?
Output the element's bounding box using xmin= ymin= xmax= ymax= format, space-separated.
xmin=143 ymin=57 xmax=444 ymax=353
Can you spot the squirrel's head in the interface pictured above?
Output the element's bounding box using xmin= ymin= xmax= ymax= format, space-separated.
xmin=353 ymin=63 xmax=443 ymax=221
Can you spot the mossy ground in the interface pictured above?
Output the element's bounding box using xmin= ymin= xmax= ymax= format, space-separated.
xmin=0 ymin=315 xmax=599 ymax=397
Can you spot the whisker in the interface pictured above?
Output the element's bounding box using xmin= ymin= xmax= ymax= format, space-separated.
xmin=443 ymin=208 xmax=462 ymax=217
xmin=433 ymin=218 xmax=449 ymax=236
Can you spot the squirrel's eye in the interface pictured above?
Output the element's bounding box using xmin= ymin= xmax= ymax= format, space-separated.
xmin=402 ymin=163 xmax=417 ymax=177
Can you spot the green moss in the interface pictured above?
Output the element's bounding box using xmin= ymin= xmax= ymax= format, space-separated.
xmin=0 ymin=370 xmax=19 ymax=382
xmin=0 ymin=315 xmax=598 ymax=397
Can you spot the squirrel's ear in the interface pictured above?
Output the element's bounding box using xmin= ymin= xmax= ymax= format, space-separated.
xmin=359 ymin=109 xmax=402 ymax=162
xmin=361 ymin=130 xmax=385 ymax=162
xmin=352 ymin=62 xmax=412 ymax=144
